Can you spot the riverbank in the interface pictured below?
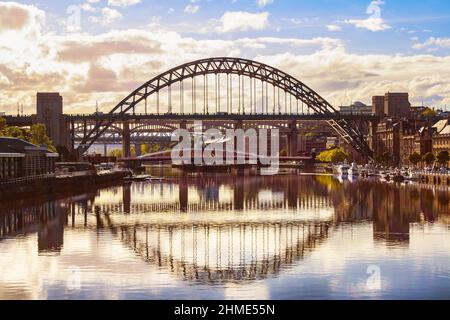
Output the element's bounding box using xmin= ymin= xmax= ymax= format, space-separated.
xmin=0 ymin=171 xmax=130 ymax=202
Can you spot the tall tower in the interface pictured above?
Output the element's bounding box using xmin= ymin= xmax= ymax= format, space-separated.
xmin=36 ymin=93 xmax=67 ymax=149
xmin=384 ymin=92 xmax=411 ymax=118
xmin=372 ymin=96 xmax=385 ymax=117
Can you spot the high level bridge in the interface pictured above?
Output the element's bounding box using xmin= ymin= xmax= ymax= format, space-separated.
xmin=4 ymin=57 xmax=379 ymax=159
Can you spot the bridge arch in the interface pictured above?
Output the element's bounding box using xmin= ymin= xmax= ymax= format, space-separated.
xmin=78 ymin=57 xmax=372 ymax=157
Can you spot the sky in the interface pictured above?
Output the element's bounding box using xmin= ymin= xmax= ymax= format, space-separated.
xmin=1 ymin=0 xmax=450 ymax=114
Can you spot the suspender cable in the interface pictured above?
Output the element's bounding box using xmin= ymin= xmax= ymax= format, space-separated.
xmin=278 ymin=87 xmax=280 ymax=114
xmin=290 ymin=90 xmax=292 ymax=114
xmin=192 ymin=77 xmax=196 ymax=114
xmin=273 ymin=84 xmax=275 ymax=114
xmin=250 ymin=77 xmax=253 ymax=114
xmin=238 ymin=75 xmax=241 ymax=114
xmin=203 ymin=75 xmax=207 ymax=114
xmin=168 ymin=85 xmax=172 ymax=114
xmin=254 ymin=78 xmax=256 ymax=114
xmin=215 ymin=74 xmax=218 ymax=114
xmin=285 ymin=88 xmax=287 ymax=114
xmin=180 ymin=80 xmax=183 ymax=114
xmin=230 ymin=74 xmax=233 ymax=114
xmin=206 ymin=75 xmax=209 ymax=114
xmin=157 ymin=90 xmax=160 ymax=115
xmin=266 ymin=81 xmax=269 ymax=115
xmin=227 ymin=73 xmax=230 ymax=113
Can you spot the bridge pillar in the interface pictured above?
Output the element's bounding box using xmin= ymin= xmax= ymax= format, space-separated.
xmin=123 ymin=183 xmax=131 ymax=214
xmin=287 ymin=120 xmax=298 ymax=157
xmin=122 ymin=121 xmax=131 ymax=158
xmin=287 ymin=175 xmax=299 ymax=209
xmin=234 ymin=176 xmax=244 ymax=210
xmin=134 ymin=142 xmax=142 ymax=157
xmin=179 ymin=174 xmax=188 ymax=212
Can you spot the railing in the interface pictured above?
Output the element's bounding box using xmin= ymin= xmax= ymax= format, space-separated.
xmin=0 ymin=173 xmax=56 ymax=185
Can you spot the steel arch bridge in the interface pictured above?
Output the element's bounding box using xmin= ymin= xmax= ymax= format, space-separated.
xmin=76 ymin=57 xmax=373 ymax=158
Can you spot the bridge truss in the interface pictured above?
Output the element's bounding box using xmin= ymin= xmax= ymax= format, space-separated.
xmin=77 ymin=57 xmax=373 ymax=158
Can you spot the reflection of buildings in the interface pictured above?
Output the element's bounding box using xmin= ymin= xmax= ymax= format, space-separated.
xmin=1 ymin=175 xmax=449 ymax=281
xmin=0 ymin=200 xmax=68 ymax=254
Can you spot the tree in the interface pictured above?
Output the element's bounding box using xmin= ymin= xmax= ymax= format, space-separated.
xmin=436 ymin=150 xmax=450 ymax=167
xmin=422 ymin=152 xmax=436 ymax=166
xmin=2 ymin=126 xmax=27 ymax=140
xmin=0 ymin=117 xmax=6 ymax=133
xmin=409 ymin=152 xmax=422 ymax=167
xmin=108 ymin=148 xmax=123 ymax=158
xmin=422 ymin=108 xmax=437 ymax=118
xmin=375 ymin=151 xmax=390 ymax=166
xmin=29 ymin=124 xmax=56 ymax=151
xmin=141 ymin=143 xmax=151 ymax=155
xmin=316 ymin=148 xmax=349 ymax=163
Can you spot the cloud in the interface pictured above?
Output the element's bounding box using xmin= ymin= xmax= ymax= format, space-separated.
xmin=255 ymin=47 xmax=450 ymax=107
xmin=216 ymin=11 xmax=269 ymax=33
xmin=90 ymin=7 xmax=123 ymax=26
xmin=184 ymin=4 xmax=200 ymax=14
xmin=413 ymin=37 xmax=450 ymax=50
xmin=345 ymin=0 xmax=391 ymax=32
xmin=56 ymin=31 xmax=162 ymax=63
xmin=1 ymin=1 xmax=450 ymax=114
xmin=326 ymin=24 xmax=342 ymax=32
xmin=0 ymin=2 xmax=45 ymax=34
xmin=236 ymin=37 xmax=342 ymax=50
xmin=256 ymin=0 xmax=274 ymax=8
xmin=107 ymin=0 xmax=142 ymax=7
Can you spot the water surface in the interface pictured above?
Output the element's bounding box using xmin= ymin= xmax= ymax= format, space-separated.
xmin=1 ymin=174 xmax=449 ymax=299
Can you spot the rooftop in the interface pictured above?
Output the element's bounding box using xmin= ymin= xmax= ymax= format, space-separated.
xmin=0 ymin=137 xmax=54 ymax=155
xmin=433 ymin=119 xmax=450 ymax=133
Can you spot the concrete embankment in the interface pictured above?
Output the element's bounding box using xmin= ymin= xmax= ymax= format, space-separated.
xmin=0 ymin=171 xmax=130 ymax=201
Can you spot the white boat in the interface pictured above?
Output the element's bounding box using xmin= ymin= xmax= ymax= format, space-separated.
xmin=335 ymin=162 xmax=350 ymax=177
xmin=348 ymin=163 xmax=359 ymax=177
xmin=404 ymin=170 xmax=419 ymax=181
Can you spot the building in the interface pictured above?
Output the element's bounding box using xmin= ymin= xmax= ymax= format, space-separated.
xmin=372 ymin=96 xmax=385 ymax=117
xmin=432 ymin=120 xmax=450 ymax=156
xmin=400 ymin=126 xmax=434 ymax=166
xmin=432 ymin=119 xmax=450 ymax=134
xmin=326 ymin=137 xmax=339 ymax=149
xmin=339 ymin=102 xmax=373 ymax=115
xmin=0 ymin=137 xmax=58 ymax=182
xmin=36 ymin=93 xmax=69 ymax=150
xmin=371 ymin=120 xmax=401 ymax=166
xmin=384 ymin=92 xmax=411 ymax=118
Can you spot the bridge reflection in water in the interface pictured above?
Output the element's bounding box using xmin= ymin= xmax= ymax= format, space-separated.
xmin=1 ymin=175 xmax=449 ymax=284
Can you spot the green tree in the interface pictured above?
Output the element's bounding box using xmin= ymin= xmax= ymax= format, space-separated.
xmin=375 ymin=151 xmax=390 ymax=166
xmin=422 ymin=108 xmax=437 ymax=118
xmin=316 ymin=148 xmax=349 ymax=163
xmin=141 ymin=143 xmax=151 ymax=155
xmin=436 ymin=150 xmax=450 ymax=166
xmin=0 ymin=117 xmax=6 ymax=133
xmin=422 ymin=152 xmax=436 ymax=166
xmin=29 ymin=124 xmax=56 ymax=151
xmin=408 ymin=152 xmax=422 ymax=167
xmin=2 ymin=126 xmax=27 ymax=140
xmin=108 ymin=148 xmax=123 ymax=158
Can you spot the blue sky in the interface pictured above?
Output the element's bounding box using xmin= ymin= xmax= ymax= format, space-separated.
xmin=17 ymin=0 xmax=450 ymax=54
xmin=1 ymin=0 xmax=450 ymax=113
